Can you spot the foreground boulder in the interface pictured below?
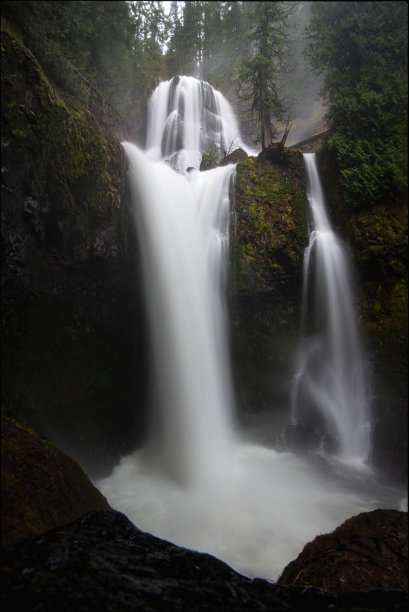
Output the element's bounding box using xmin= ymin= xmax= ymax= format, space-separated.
xmin=278 ymin=509 xmax=408 ymax=592
xmin=1 ymin=413 xmax=109 ymax=551
xmin=1 ymin=509 xmax=407 ymax=612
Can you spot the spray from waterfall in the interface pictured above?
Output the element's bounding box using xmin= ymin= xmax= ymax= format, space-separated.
xmin=97 ymin=77 xmax=405 ymax=581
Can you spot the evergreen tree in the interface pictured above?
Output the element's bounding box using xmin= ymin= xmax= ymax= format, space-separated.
xmin=2 ymin=1 xmax=139 ymax=119
xmin=164 ymin=1 xmax=185 ymax=76
xmin=305 ymin=1 xmax=408 ymax=207
xmin=207 ymin=2 xmax=252 ymax=96
xmin=235 ymin=2 xmax=295 ymax=149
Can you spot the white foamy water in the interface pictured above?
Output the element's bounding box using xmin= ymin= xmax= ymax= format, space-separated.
xmin=96 ymin=78 xmax=406 ymax=581
xmin=291 ymin=154 xmax=371 ymax=464
xmin=146 ymin=75 xmax=256 ymax=172
xmin=98 ymin=436 xmax=404 ymax=580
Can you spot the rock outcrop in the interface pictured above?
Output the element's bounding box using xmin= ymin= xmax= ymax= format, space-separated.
xmin=278 ymin=509 xmax=408 ymax=592
xmin=2 ymin=509 xmax=408 ymax=612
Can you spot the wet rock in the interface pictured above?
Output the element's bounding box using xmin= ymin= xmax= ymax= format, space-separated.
xmin=1 ymin=509 xmax=407 ymax=612
xmin=278 ymin=509 xmax=408 ymax=592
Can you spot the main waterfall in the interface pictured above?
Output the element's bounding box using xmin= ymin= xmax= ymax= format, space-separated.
xmin=97 ymin=77 xmax=405 ymax=580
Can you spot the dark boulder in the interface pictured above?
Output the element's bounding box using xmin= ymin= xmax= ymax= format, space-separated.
xmin=1 ymin=412 xmax=109 ymax=551
xmin=278 ymin=509 xmax=408 ymax=592
xmin=1 ymin=509 xmax=408 ymax=612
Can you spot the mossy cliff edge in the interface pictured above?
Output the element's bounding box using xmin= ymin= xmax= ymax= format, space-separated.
xmin=1 ymin=27 xmax=148 ymax=477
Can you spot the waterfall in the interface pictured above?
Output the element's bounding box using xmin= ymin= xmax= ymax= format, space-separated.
xmin=146 ymin=75 xmax=250 ymax=172
xmin=122 ymin=143 xmax=236 ymax=484
xmin=291 ymin=154 xmax=371 ymax=465
xmin=97 ymin=77 xmax=405 ymax=581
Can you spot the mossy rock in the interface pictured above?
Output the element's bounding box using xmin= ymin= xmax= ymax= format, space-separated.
xmin=1 ymin=27 xmax=147 ymax=478
xmin=1 ymin=27 xmax=124 ymax=256
xmin=232 ymin=153 xmax=307 ymax=293
xmin=1 ymin=410 xmax=110 ymax=551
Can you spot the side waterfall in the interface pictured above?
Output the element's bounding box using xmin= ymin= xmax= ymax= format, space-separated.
xmin=291 ymin=154 xmax=371 ymax=465
xmin=97 ymin=77 xmax=405 ymax=580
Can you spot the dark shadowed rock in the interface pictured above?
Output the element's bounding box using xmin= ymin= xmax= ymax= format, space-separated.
xmin=278 ymin=509 xmax=408 ymax=592
xmin=1 ymin=28 xmax=149 ymax=477
xmin=1 ymin=510 xmax=407 ymax=612
xmin=1 ymin=412 xmax=110 ymax=551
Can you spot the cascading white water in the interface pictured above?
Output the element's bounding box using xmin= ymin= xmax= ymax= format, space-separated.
xmin=97 ymin=77 xmax=406 ymax=581
xmin=146 ymin=75 xmax=252 ymax=172
xmin=291 ymin=154 xmax=371 ymax=465
xmin=122 ymin=143 xmax=236 ymax=485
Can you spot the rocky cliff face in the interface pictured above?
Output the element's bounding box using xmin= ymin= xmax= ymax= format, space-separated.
xmin=230 ymin=151 xmax=307 ymax=427
xmin=1 ymin=28 xmax=148 ymax=478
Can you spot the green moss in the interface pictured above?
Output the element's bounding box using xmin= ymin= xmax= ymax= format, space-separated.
xmin=233 ymin=154 xmax=307 ymax=292
xmin=1 ymin=29 xmax=123 ymax=243
xmin=1 ymin=28 xmax=132 ymax=471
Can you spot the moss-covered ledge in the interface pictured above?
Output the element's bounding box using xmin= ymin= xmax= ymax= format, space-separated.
xmin=232 ymin=151 xmax=307 ymax=294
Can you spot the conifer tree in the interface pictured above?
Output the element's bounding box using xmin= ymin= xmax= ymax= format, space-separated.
xmin=306 ymin=1 xmax=408 ymax=207
xmin=235 ymin=2 xmax=295 ymax=149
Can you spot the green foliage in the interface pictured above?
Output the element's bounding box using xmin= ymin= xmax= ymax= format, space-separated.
xmin=305 ymin=1 xmax=408 ymax=208
xmin=164 ymin=2 xmax=253 ymax=97
xmin=1 ymin=0 xmax=168 ymax=125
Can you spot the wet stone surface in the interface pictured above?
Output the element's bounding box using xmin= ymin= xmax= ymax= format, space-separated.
xmin=1 ymin=510 xmax=407 ymax=612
